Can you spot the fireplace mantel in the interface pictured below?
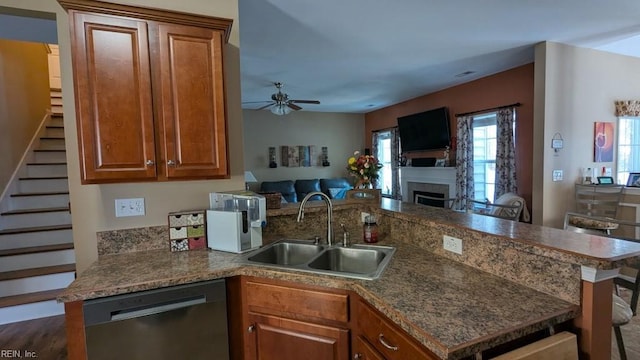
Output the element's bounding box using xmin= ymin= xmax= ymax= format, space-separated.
xmin=400 ymin=167 xmax=456 ymax=202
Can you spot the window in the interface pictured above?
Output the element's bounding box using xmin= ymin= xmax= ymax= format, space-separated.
xmin=472 ymin=112 xmax=498 ymax=201
xmin=617 ymin=116 xmax=640 ymax=184
xmin=375 ymin=130 xmax=393 ymax=196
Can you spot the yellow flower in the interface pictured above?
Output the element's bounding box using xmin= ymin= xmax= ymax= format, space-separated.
xmin=348 ymin=157 xmax=356 ymax=165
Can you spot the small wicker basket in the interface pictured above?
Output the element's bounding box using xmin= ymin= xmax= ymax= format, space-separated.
xmin=258 ymin=192 xmax=282 ymax=209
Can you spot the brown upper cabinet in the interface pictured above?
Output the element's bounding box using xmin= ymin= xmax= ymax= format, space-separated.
xmin=59 ymin=0 xmax=232 ymax=184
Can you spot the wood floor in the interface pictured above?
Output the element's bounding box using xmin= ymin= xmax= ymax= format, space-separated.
xmin=0 ymin=315 xmax=66 ymax=360
xmin=0 ymin=300 xmax=637 ymax=360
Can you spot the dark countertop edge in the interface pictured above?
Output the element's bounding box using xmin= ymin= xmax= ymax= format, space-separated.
xmin=57 ymin=254 xmax=580 ymax=360
xmin=274 ymin=198 xmax=640 ymax=264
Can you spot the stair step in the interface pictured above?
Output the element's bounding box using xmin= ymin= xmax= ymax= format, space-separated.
xmin=11 ymin=191 xmax=69 ymax=197
xmin=0 ymin=248 xmax=75 ymax=272
xmin=26 ymin=162 xmax=67 ymax=166
xmin=33 ymin=149 xmax=65 ymax=153
xmin=7 ymin=192 xmax=69 ymax=211
xmin=0 ymin=226 xmax=72 ymax=251
xmin=37 ymin=137 xmax=66 ymax=150
xmin=0 ymin=224 xmax=72 ymax=236
xmin=40 ymin=137 xmax=65 ymax=141
xmin=18 ymin=177 xmax=68 ymax=193
xmin=0 ymin=207 xmax=71 ymax=229
xmin=0 ymin=289 xmax=64 ymax=308
xmin=0 ymin=271 xmax=74 ymax=298
xmin=0 ymin=243 xmax=73 ymax=257
xmin=0 ymin=264 xmax=75 ymax=281
xmin=0 ymin=300 xmax=65 ymax=325
xmin=25 ymin=162 xmax=68 ymax=177
xmin=1 ymin=207 xmax=69 ymax=216
xmin=33 ymin=148 xmax=66 ymax=162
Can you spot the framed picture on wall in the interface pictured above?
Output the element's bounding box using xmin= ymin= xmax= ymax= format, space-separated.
xmin=626 ymin=173 xmax=640 ymax=187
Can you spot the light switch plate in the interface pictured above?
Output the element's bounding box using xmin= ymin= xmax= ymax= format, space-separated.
xmin=360 ymin=212 xmax=370 ymax=223
xmin=552 ymin=170 xmax=563 ymax=182
xmin=115 ymin=198 xmax=145 ymax=217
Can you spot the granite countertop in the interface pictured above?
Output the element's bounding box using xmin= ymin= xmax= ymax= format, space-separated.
xmin=59 ymin=241 xmax=579 ymax=360
xmin=270 ymin=198 xmax=640 ymax=264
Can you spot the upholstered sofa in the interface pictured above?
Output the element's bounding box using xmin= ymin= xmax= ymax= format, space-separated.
xmin=260 ymin=177 xmax=353 ymax=203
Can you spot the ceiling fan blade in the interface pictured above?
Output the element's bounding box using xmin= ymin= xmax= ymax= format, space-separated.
xmin=287 ymin=103 xmax=302 ymax=111
xmin=290 ymin=100 xmax=320 ymax=104
xmin=242 ymin=100 xmax=273 ymax=104
xmin=256 ymin=102 xmax=275 ymax=110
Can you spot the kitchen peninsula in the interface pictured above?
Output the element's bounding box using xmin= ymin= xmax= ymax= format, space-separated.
xmin=59 ymin=198 xmax=640 ymax=359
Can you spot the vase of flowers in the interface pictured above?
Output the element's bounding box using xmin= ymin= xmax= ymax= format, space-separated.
xmin=347 ymin=151 xmax=383 ymax=189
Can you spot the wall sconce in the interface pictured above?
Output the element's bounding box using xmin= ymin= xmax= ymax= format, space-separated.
xmin=551 ymin=133 xmax=563 ymax=154
xmin=268 ymin=147 xmax=277 ymax=168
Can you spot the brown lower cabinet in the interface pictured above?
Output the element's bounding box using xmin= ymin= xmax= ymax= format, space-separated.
xmin=232 ymin=276 xmax=438 ymax=360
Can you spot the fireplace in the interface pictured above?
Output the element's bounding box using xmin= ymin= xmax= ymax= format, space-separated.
xmin=400 ymin=167 xmax=456 ymax=203
xmin=414 ymin=191 xmax=445 ymax=208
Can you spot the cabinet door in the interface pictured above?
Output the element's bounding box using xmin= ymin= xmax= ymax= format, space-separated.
xmin=353 ymin=335 xmax=386 ymax=360
xmin=155 ymin=23 xmax=229 ymax=179
xmin=247 ymin=313 xmax=349 ymax=360
xmin=69 ymin=11 xmax=156 ymax=183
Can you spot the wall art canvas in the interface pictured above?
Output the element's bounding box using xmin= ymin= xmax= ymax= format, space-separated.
xmin=309 ymin=145 xmax=318 ymax=166
xmin=288 ymin=146 xmax=300 ymax=167
xmin=299 ymin=145 xmax=310 ymax=167
xmin=594 ymin=122 xmax=614 ymax=162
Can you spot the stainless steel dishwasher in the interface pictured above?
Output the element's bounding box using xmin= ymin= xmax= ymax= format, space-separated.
xmin=83 ymin=279 xmax=229 ymax=360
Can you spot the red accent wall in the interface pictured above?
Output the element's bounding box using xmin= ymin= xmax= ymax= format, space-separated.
xmin=364 ymin=64 xmax=534 ymax=216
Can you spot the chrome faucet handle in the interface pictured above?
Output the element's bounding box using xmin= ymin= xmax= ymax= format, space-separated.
xmin=340 ymin=224 xmax=350 ymax=247
xmin=313 ymin=236 xmax=321 ymax=245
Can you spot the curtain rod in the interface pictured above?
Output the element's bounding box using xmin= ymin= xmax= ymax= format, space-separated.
xmin=454 ymin=102 xmax=521 ymax=118
xmin=372 ymin=125 xmax=398 ymax=133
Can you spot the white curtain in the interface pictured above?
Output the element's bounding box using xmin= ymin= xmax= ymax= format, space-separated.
xmin=455 ymin=115 xmax=474 ymax=208
xmin=494 ymin=108 xmax=517 ymax=198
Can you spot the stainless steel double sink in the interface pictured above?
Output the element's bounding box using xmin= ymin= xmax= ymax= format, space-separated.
xmin=244 ymin=240 xmax=396 ymax=280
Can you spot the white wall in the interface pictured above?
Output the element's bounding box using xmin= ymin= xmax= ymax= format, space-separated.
xmin=534 ymin=41 xmax=640 ymax=227
xmin=2 ymin=0 xmax=244 ymax=273
xmin=243 ymin=110 xmax=365 ymax=187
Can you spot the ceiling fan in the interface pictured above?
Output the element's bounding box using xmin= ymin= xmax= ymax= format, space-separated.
xmin=243 ymin=82 xmax=320 ymax=115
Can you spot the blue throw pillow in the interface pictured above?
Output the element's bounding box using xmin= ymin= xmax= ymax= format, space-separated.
xmin=328 ymin=188 xmax=348 ymax=199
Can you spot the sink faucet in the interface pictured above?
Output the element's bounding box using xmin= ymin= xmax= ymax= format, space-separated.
xmin=297 ymin=191 xmax=333 ymax=246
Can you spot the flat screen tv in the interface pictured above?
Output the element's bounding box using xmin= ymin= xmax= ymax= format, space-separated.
xmin=397 ymin=107 xmax=451 ymax=153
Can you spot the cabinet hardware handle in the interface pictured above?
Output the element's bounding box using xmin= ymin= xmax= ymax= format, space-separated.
xmin=146 ymin=160 xmax=155 ymax=166
xmin=378 ymin=333 xmax=398 ymax=351
xmin=247 ymin=324 xmax=255 ymax=333
xmin=167 ymin=160 xmax=176 ymax=166
xmin=353 ymin=353 xmax=363 ymax=359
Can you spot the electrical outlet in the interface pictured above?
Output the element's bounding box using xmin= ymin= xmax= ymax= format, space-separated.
xmin=115 ymin=198 xmax=145 ymax=217
xmin=360 ymin=212 xmax=370 ymax=223
xmin=552 ymin=170 xmax=563 ymax=182
xmin=443 ymin=235 xmax=462 ymax=255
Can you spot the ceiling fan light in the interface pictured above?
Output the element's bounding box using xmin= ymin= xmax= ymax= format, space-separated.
xmin=270 ymin=102 xmax=292 ymax=115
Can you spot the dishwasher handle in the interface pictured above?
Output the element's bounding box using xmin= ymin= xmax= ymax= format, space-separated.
xmin=110 ymin=296 xmax=206 ymax=321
